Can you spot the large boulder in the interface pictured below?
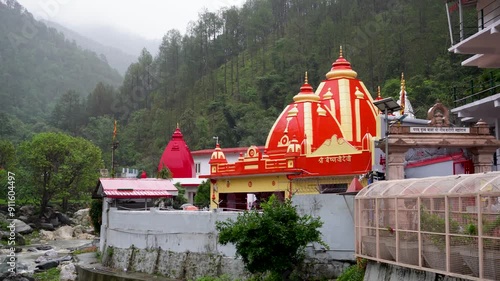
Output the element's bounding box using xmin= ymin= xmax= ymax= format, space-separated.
xmin=59 ymin=262 xmax=77 ymax=281
xmin=19 ymin=206 xmax=35 ymax=218
xmin=56 ymin=212 xmax=74 ymax=226
xmin=39 ymin=230 xmax=55 ymax=241
xmin=54 ymin=226 xmax=73 ymax=240
xmin=9 ymin=219 xmax=32 ymax=235
xmin=72 ymin=208 xmax=90 ymax=227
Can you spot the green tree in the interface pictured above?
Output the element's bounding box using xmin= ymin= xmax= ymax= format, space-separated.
xmin=0 ymin=140 xmax=15 ymax=170
xmin=86 ymin=82 xmax=116 ymax=117
xmin=18 ymin=132 xmax=102 ymax=214
xmin=194 ymin=180 xmax=210 ymax=208
xmin=50 ymin=90 xmax=87 ymax=135
xmin=216 ymin=195 xmax=326 ymax=278
xmin=172 ymin=182 xmax=188 ymax=209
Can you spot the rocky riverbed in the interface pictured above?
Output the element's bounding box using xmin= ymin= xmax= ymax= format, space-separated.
xmin=0 ymin=206 xmax=97 ymax=280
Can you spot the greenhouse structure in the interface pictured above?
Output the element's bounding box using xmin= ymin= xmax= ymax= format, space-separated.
xmin=355 ymin=171 xmax=500 ymax=280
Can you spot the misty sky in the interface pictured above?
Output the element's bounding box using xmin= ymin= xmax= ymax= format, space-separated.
xmin=17 ymin=0 xmax=245 ymax=40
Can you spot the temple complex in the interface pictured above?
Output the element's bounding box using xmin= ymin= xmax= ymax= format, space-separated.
xmin=202 ymin=48 xmax=380 ymax=210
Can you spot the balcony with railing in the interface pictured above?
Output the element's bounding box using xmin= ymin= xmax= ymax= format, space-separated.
xmin=446 ymin=0 xmax=500 ymax=67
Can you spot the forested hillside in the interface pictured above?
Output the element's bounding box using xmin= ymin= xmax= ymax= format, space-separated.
xmin=1 ymin=0 xmax=499 ymax=176
xmin=0 ymin=0 xmax=122 ymax=128
xmin=43 ymin=20 xmax=137 ymax=75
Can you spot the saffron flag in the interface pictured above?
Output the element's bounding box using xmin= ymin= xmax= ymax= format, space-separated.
xmin=113 ymin=120 xmax=117 ymax=140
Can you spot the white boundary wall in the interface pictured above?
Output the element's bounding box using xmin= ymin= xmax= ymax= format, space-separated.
xmin=100 ymin=194 xmax=356 ymax=261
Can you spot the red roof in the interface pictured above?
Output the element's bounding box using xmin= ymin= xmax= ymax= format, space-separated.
xmin=206 ymin=50 xmax=380 ymax=180
xmin=97 ymin=178 xmax=179 ymax=199
xmin=158 ymin=127 xmax=195 ymax=178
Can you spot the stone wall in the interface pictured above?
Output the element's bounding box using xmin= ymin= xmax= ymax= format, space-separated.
xmin=364 ymin=261 xmax=470 ymax=281
xmin=100 ymin=194 xmax=356 ymax=279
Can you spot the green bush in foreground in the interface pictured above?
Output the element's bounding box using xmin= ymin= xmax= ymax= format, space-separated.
xmin=216 ymin=195 xmax=326 ymax=279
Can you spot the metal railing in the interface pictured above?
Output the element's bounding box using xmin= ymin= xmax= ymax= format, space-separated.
xmin=448 ymin=0 xmax=500 ymax=45
xmin=451 ymin=72 xmax=499 ymax=108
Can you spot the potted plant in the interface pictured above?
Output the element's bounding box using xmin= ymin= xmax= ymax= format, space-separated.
xmin=361 ymin=227 xmax=394 ymax=261
xmin=386 ymin=229 xmax=419 ymax=265
xmin=419 ymin=206 xmax=472 ymax=274
xmin=459 ymin=215 xmax=500 ymax=280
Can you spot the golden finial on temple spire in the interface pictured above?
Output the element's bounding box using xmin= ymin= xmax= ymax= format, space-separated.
xmin=339 ymin=45 xmax=343 ymax=57
xmin=176 ymin=122 xmax=179 ymax=129
xmin=304 ymin=71 xmax=308 ymax=84
xmin=400 ymin=72 xmax=405 ymax=90
xmin=377 ymin=86 xmax=381 ymax=98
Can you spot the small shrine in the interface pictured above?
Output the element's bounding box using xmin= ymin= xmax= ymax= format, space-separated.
xmin=203 ymin=48 xmax=381 ymax=210
xmin=158 ymin=124 xmax=195 ymax=178
xmin=384 ymin=100 xmax=500 ymax=180
xmin=158 ymin=125 xmax=204 ymax=204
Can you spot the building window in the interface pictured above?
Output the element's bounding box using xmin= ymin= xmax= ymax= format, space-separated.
xmin=195 ymin=163 xmax=201 ymax=174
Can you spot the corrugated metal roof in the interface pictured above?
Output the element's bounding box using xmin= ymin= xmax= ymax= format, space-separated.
xmin=98 ymin=178 xmax=179 ymax=198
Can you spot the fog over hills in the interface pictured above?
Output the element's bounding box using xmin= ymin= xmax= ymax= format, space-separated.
xmin=66 ymin=24 xmax=161 ymax=59
xmin=43 ymin=20 xmax=138 ymax=75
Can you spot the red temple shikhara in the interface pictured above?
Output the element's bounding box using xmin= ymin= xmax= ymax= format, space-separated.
xmin=158 ymin=124 xmax=196 ymax=178
xmin=203 ymin=48 xmax=381 ymax=210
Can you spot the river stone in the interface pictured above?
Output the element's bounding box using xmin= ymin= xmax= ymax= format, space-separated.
xmin=54 ymin=226 xmax=73 ymax=240
xmin=72 ymin=208 xmax=90 ymax=227
xmin=35 ymin=256 xmax=48 ymax=264
xmin=35 ymin=260 xmax=59 ymax=271
xmin=56 ymin=212 xmax=74 ymax=226
xmin=36 ymin=245 xmax=52 ymax=251
xmin=10 ymin=219 xmax=32 ymax=235
xmin=39 ymin=230 xmax=55 ymax=241
xmin=40 ymin=223 xmax=55 ymax=231
xmin=44 ymin=249 xmax=58 ymax=259
xmin=59 ymin=262 xmax=77 ymax=281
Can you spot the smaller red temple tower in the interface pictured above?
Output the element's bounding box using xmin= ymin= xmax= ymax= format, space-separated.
xmin=158 ymin=125 xmax=195 ymax=178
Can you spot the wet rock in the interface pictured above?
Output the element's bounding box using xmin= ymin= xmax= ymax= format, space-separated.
xmin=35 ymin=260 xmax=59 ymax=271
xmin=59 ymin=262 xmax=77 ymax=281
xmin=27 ymin=248 xmax=37 ymax=252
xmin=44 ymin=249 xmax=59 ymax=259
xmin=56 ymin=213 xmax=74 ymax=226
xmin=40 ymin=223 xmax=55 ymax=231
xmin=34 ymin=256 xmax=47 ymax=264
xmin=57 ymin=256 xmax=72 ymax=263
xmin=35 ymin=245 xmax=52 ymax=251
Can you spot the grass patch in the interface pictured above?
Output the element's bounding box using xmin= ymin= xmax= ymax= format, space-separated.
xmin=33 ymin=267 xmax=60 ymax=281
xmin=72 ymin=245 xmax=98 ymax=255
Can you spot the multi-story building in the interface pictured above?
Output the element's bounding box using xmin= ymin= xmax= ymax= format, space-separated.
xmin=446 ymin=0 xmax=500 ymax=170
